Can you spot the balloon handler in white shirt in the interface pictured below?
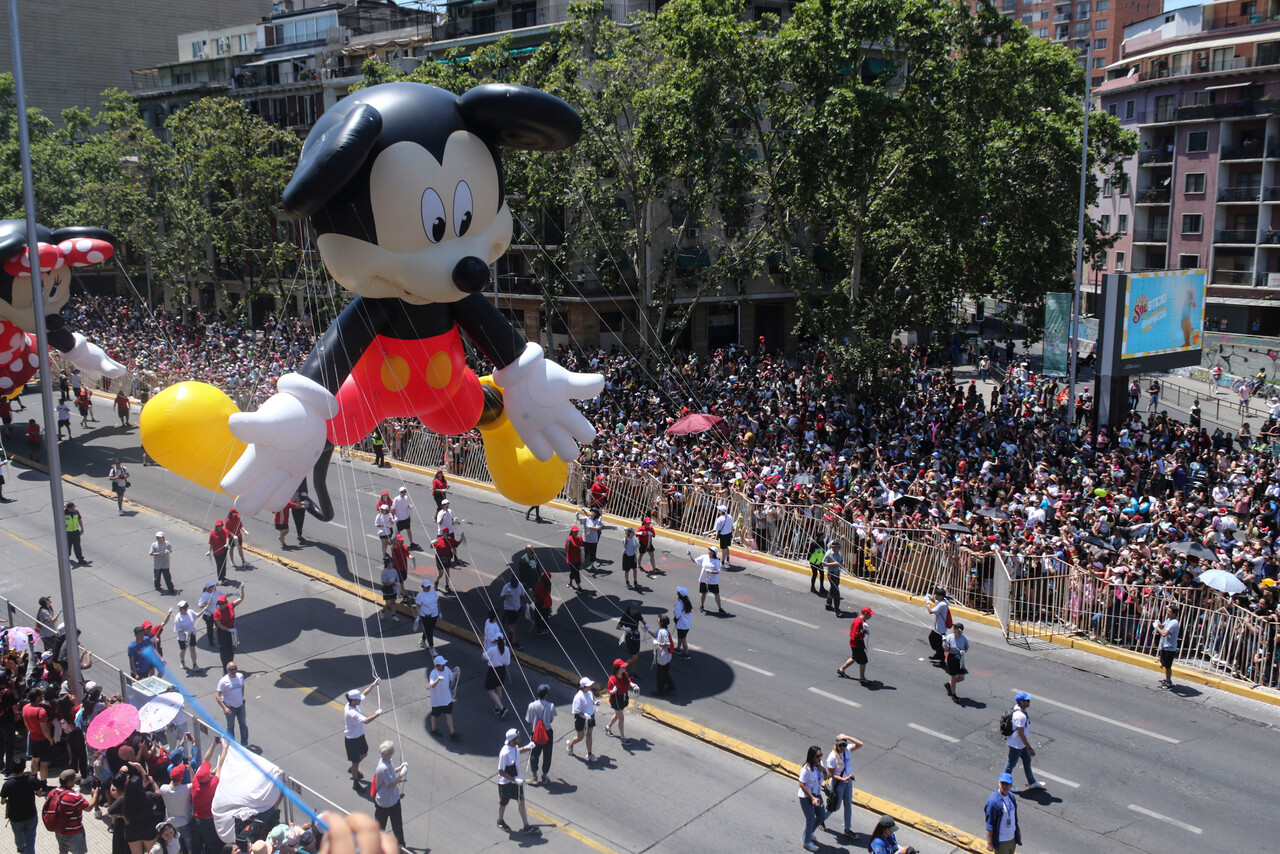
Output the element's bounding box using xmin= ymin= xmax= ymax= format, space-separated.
xmin=496 ymin=728 xmax=540 ymax=835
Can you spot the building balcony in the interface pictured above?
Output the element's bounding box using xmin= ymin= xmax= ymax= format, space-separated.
xmin=326 ymin=65 xmax=363 ymax=80
xmin=1054 ymin=12 xmax=1072 ymax=22
xmin=1133 ymin=229 xmax=1169 ymax=243
xmin=1176 ymin=99 xmax=1280 ymax=122
xmin=1136 ymin=188 xmax=1171 ymax=204
xmin=1216 ymin=229 xmax=1258 ymax=244
xmin=1138 ymin=149 xmax=1174 ymax=165
xmin=1219 ymin=186 xmax=1263 ymax=202
xmin=1221 ymin=144 xmax=1266 ymax=160
xmin=1213 ymin=269 xmax=1256 ymax=285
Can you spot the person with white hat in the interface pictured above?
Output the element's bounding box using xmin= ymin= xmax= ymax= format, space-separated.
xmin=687 ymin=545 xmax=726 ymax=615
xmin=496 ymin=728 xmax=538 ymax=835
xmin=413 ymin=578 xmax=439 ymax=652
xmin=705 ymin=504 xmax=737 ymax=569
xmin=374 ymin=504 xmax=395 ymax=558
xmin=173 ymin=600 xmax=206 ymax=671
xmin=197 ymin=582 xmax=219 ymax=651
xmin=149 ymin=532 xmax=174 ymax=594
xmin=564 ymin=677 xmax=598 ymax=762
xmin=428 ymin=656 xmax=460 ymax=740
xmin=344 ymin=679 xmax=382 ymax=784
xmin=391 ymin=486 xmax=416 ymax=550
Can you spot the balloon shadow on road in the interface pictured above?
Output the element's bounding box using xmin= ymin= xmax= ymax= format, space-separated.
xmin=237 ymin=597 xmax=396 ymax=650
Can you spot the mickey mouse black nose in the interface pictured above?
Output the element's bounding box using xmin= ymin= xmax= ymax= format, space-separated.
xmin=452 ymin=257 xmax=491 ymax=293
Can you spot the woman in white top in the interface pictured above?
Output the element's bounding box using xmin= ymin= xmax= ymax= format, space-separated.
xmin=621 ymin=528 xmax=639 ymax=589
xmin=484 ymin=636 xmax=512 ymax=719
xmin=672 ymin=587 xmax=694 ymax=659
xmin=564 ymin=677 xmax=598 ymax=762
xmin=797 ymin=744 xmax=829 ymax=851
xmin=943 ymin=623 xmax=970 ymax=703
xmin=414 ymin=579 xmax=440 ymax=651
xmin=172 ymin=600 xmax=205 ymax=671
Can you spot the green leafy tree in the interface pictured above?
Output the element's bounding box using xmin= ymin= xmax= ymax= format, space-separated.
xmin=0 ymin=73 xmax=79 ymax=225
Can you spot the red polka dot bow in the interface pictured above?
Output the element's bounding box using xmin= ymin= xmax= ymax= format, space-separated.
xmin=3 ymin=238 xmax=114 ymax=276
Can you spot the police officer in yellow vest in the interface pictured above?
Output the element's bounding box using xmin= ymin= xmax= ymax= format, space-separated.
xmin=64 ymin=501 xmax=85 ymax=564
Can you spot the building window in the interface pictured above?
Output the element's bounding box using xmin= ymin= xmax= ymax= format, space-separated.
xmin=1185 ymin=172 xmax=1206 ymax=194
xmin=1094 ymin=38 xmax=1107 ymax=50
xmin=1108 ymin=103 xmax=1117 ymax=116
xmin=1096 ymin=0 xmax=1109 ymax=10
xmin=1118 ymin=214 xmax=1128 ymax=233
xmin=191 ymin=41 xmax=203 ymax=59
xmin=1077 ymin=3 xmax=1090 ymax=19
xmin=1095 ymin=18 xmax=1107 ymax=30
xmin=1100 ymin=214 xmax=1111 ymax=232
xmin=1022 ymin=12 xmax=1034 ymax=23
xmin=239 ymin=34 xmax=251 ymax=52
xmin=1178 ymin=254 xmax=1200 ymax=268
xmin=1115 ymin=251 xmax=1126 ymax=271
xmin=1181 ymin=213 xmax=1203 ymax=234
xmin=1093 ymin=57 xmax=1105 ymax=68
xmin=1124 ymin=100 xmax=1135 ymax=120
xmin=1075 ymin=21 xmax=1091 ymax=38
xmin=1187 ymin=131 xmax=1209 ymax=152
xmin=1035 ymin=27 xmax=1049 ymax=37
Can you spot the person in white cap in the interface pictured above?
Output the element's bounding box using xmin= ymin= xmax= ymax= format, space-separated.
xmin=149 ymin=532 xmax=175 ymax=593
xmin=428 ymin=656 xmax=460 ymax=740
xmin=391 ymin=487 xmax=417 ymax=550
xmin=497 ymin=727 xmax=538 ymax=835
xmin=673 ymin=587 xmax=694 ymax=659
xmin=564 ymin=677 xmax=598 ymax=762
xmin=374 ymin=504 xmax=395 ymax=557
xmin=687 ymin=545 xmax=726 ymax=615
xmin=197 ymin=581 xmax=219 ymax=650
xmin=413 ymin=578 xmax=440 ymax=651
xmin=173 ymin=599 xmax=206 ymax=671
xmin=344 ymin=679 xmax=383 ymax=785
xmin=705 ymin=504 xmax=737 ymax=568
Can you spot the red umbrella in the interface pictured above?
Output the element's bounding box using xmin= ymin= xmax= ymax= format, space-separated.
xmin=86 ymin=703 xmax=140 ymax=749
xmin=665 ymin=413 xmax=727 ymax=436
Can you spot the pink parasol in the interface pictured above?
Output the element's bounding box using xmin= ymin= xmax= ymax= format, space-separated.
xmin=4 ymin=626 xmax=39 ymax=651
xmin=86 ymin=703 xmax=140 ymax=749
xmin=664 ymin=413 xmax=728 ymax=436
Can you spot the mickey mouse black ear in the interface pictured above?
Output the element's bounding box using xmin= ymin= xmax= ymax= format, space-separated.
xmin=457 ymin=83 xmax=581 ymax=152
xmin=284 ymin=103 xmax=383 ymax=217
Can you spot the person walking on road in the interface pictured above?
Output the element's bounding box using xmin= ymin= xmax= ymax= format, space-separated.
xmin=837 ymin=607 xmax=874 ymax=683
xmin=643 ymin=615 xmax=676 ymax=694
xmin=621 ymin=528 xmax=640 ymax=589
xmin=943 ymin=622 xmax=970 ymax=702
xmin=273 ymin=501 xmax=296 ymax=548
xmin=797 ymin=745 xmax=829 ymax=852
xmin=638 ymin=517 xmax=658 ymax=575
xmin=207 ymin=521 xmax=230 ymax=583
xmin=290 ymin=485 xmax=310 ymax=544
xmin=1147 ymin=379 xmax=1160 ymax=414
xmin=428 ymin=656 xmax=460 ymax=740
xmin=223 ymin=508 xmax=248 ymax=568
xmin=114 ymin=390 xmax=130 ymax=427
xmin=413 ymin=579 xmax=440 ymax=652
xmin=108 ymin=458 xmax=129 ymax=514
xmin=149 ymin=532 xmax=175 ymax=593
xmin=705 ymin=504 xmax=736 ymax=568
xmin=1155 ymin=604 xmax=1180 ymax=689
xmin=564 ymin=677 xmax=598 ymax=762
xmin=483 ymin=636 xmax=512 ymax=719
xmin=173 ymin=601 xmax=204 ymax=671
xmin=824 ymin=735 xmax=863 ymax=837
xmin=985 ymin=773 xmax=1022 ymax=853
xmin=375 ymin=504 xmax=395 ymax=558
xmin=924 ymin=589 xmax=950 ymax=663
xmin=499 ymin=576 xmax=527 ymax=651
xmin=63 ymin=503 xmax=85 ymax=565
xmin=496 ymin=728 xmax=538 ymax=835
xmin=216 ymin=662 xmax=248 ymax=746
xmin=1238 ymin=379 xmax=1251 ymax=417
xmin=127 ymin=626 xmax=160 ymax=680
xmin=604 ymin=659 xmax=637 ymax=745
xmin=344 ymin=681 xmax=383 ymax=785
xmin=213 ymin=588 xmax=244 ymax=669
xmin=432 ymin=469 xmax=448 ymax=510
xmin=391 ymin=487 xmax=416 ymax=549
xmin=578 ymin=508 xmax=604 ymax=571
xmin=1003 ymin=693 xmax=1044 ymax=792
xmin=524 ymin=684 xmax=556 ymax=784
xmin=564 ymin=526 xmax=585 ymax=592
xmin=372 ymin=741 xmax=407 ymax=846
xmin=823 ymin=542 xmax=844 ymax=616
xmin=55 ymin=401 xmax=71 ymax=441
xmin=24 ymin=419 xmax=39 ymax=460
xmin=197 ymin=582 xmax=218 ymax=651
xmin=688 ymin=546 xmax=726 ymax=614
xmin=673 ymin=587 xmax=694 ymax=659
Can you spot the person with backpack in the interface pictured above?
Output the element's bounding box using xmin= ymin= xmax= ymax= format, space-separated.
xmin=923 ymin=589 xmax=951 ymax=664
xmin=1001 ymin=692 xmax=1044 ymax=793
xmin=524 ymin=684 xmax=556 ymax=785
xmin=2 ymin=756 xmax=40 ymax=853
xmin=42 ymin=767 xmax=103 ymax=854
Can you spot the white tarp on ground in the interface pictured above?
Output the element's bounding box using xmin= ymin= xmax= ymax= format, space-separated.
xmin=211 ymin=746 xmax=285 ymax=842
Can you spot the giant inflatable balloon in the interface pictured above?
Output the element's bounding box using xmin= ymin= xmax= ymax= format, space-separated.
xmin=0 ymin=220 xmax=126 ymax=396
xmin=139 ymin=383 xmax=246 ymax=493
xmin=143 ymin=83 xmax=602 ymax=516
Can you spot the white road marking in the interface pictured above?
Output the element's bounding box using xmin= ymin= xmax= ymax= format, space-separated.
xmin=907 ymin=723 xmax=958 ymax=743
xmin=730 ymin=659 xmax=775 ymax=677
xmin=1034 ymin=770 xmax=1080 ymax=789
xmin=1035 ymin=696 xmax=1181 ymax=744
xmin=328 ymin=523 xmax=347 ymax=529
xmin=1127 ymin=804 xmax=1202 ymax=834
xmin=727 ymin=598 xmax=819 ymax=629
xmin=806 ymin=686 xmax=861 ymax=708
xmin=504 ymin=533 xmax=554 ymax=548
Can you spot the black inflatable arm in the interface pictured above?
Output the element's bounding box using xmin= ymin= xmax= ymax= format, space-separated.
xmin=452 ymin=293 xmax=525 ymax=370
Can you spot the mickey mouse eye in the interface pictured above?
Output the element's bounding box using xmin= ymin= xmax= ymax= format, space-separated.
xmin=421 ymin=188 xmax=446 ymax=244
xmin=454 ymin=181 xmax=473 ymax=238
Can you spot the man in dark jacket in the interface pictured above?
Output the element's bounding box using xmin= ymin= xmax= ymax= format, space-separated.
xmin=984 ymin=772 xmax=1021 ymax=853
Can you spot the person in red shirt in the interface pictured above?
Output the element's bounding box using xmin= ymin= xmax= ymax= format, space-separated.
xmin=564 ymin=526 xmax=585 ymax=592
xmin=432 ymin=470 xmax=448 ymax=510
xmin=837 ymin=607 xmax=874 ymax=683
xmin=24 ymin=419 xmax=39 ymax=460
xmin=190 ymin=738 xmax=229 ymax=854
xmin=274 ymin=501 xmax=298 ymax=547
xmin=213 ymin=588 xmax=245 ymax=669
xmin=390 ymin=536 xmax=413 ymax=591
xmin=605 ymin=659 xmax=637 ymax=744
xmin=21 ymin=689 xmax=53 ymax=788
xmin=431 ymin=535 xmax=455 ymax=593
xmin=532 ymin=567 xmax=552 ymax=635
xmin=113 ymin=391 xmax=130 ymax=427
xmin=589 ymin=475 xmax=610 ymax=509
xmin=223 ymin=508 xmax=248 ymax=567
xmin=0 ymin=396 xmax=11 ymax=437
xmin=141 ymin=611 xmax=172 ymax=659
xmin=637 ymin=517 xmax=658 ymax=575
xmin=207 ymin=520 xmax=230 ymax=583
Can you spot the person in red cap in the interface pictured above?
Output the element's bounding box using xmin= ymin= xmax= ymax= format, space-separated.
xmin=390 ymin=535 xmax=413 ymax=594
xmin=273 ymin=499 xmax=298 ymax=547
xmin=206 ymin=521 xmax=230 ymax=583
xmin=223 ymin=508 xmax=248 ymax=568
xmin=431 ymin=533 xmax=455 ymax=593
xmin=190 ymin=738 xmax=230 ymax=854
xmin=837 ymin=607 xmax=874 ymax=683
xmin=637 ymin=517 xmax=657 ymax=574
xmin=564 ymin=526 xmax=585 ymax=592
xmin=589 ymin=474 xmax=610 ymax=509
xmin=604 ymin=659 xmax=637 ymax=745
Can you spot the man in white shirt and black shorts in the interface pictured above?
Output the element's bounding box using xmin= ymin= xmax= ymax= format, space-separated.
xmin=343 ymin=681 xmax=382 ymax=785
xmin=705 ymin=505 xmax=736 ymax=568
xmin=689 ymin=546 xmax=727 ymax=615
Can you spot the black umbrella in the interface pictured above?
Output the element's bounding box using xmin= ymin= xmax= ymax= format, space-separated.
xmin=1166 ymin=540 xmax=1218 ymax=562
xmin=976 ymin=507 xmax=1011 ymax=521
xmin=939 ymin=521 xmax=973 ymax=535
xmin=1076 ymin=535 xmax=1118 ymax=554
xmin=892 ymin=495 xmax=923 ymax=508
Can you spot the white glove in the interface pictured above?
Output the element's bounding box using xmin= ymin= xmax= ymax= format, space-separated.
xmin=492 ymin=342 xmax=604 ymax=461
xmin=221 ymin=373 xmax=337 ymax=515
xmin=63 ymin=332 xmax=125 ymax=380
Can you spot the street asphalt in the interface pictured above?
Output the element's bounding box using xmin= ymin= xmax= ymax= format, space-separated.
xmin=1 ymin=391 xmax=1278 ymax=853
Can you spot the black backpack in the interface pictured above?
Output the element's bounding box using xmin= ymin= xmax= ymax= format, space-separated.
xmin=999 ymin=708 xmax=1015 ymax=737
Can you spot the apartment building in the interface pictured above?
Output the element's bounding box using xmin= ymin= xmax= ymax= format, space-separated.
xmin=1094 ymin=0 xmax=1280 ymax=334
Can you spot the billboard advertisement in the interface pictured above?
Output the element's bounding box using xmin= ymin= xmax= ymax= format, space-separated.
xmin=1100 ymin=269 xmax=1206 ymax=377
xmin=1042 ymin=292 xmax=1072 ymax=377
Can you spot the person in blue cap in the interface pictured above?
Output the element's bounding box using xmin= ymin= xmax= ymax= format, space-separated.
xmin=985 ymin=772 xmax=1022 ymax=853
xmin=1002 ymin=693 xmax=1044 ymax=792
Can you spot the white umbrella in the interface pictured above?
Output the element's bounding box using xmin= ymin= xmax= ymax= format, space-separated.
xmin=137 ymin=693 xmax=185 ymax=733
xmin=1197 ymin=568 xmax=1247 ymax=595
xmin=4 ymin=626 xmax=38 ymax=651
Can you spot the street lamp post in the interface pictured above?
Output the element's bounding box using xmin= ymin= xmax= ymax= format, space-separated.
xmin=1066 ymin=36 xmax=1094 ymax=427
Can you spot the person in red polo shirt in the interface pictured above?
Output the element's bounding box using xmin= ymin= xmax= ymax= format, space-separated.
xmin=190 ymin=738 xmax=229 ymax=854
xmin=207 ymin=521 xmax=230 ymax=583
xmin=637 ymin=517 xmax=658 ymax=575
xmin=589 ymin=475 xmax=610 ymax=509
xmin=564 ymin=526 xmax=585 ymax=593
xmin=390 ymin=536 xmax=413 ymax=593
xmin=46 ymin=767 xmax=104 ymax=853
xmin=223 ymin=509 xmax=248 ymax=568
xmin=20 ymin=689 xmax=53 ymax=789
